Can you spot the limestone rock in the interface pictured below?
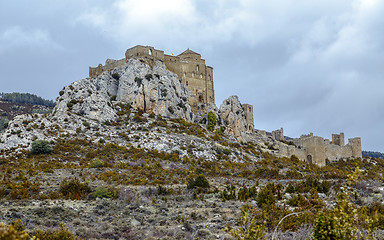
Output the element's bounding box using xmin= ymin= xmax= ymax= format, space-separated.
xmin=219 ymin=96 xmax=248 ymax=142
xmin=53 ymin=59 xmax=195 ymax=122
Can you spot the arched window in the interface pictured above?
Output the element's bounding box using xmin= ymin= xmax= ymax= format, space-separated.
xmin=192 ymin=72 xmax=194 ymax=77
xmin=200 ymin=74 xmax=203 ymax=78
xmin=183 ymin=72 xmax=186 ymax=77
xmin=186 ymin=81 xmax=189 ymax=86
xmin=149 ymin=49 xmax=152 ymax=55
xmin=196 ymin=65 xmax=199 ymax=71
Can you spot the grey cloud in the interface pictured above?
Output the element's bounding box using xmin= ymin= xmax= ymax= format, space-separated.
xmin=0 ymin=0 xmax=383 ymax=152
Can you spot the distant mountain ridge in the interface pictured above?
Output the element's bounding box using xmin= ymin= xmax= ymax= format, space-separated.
xmin=363 ymin=151 xmax=384 ymax=159
xmin=0 ymin=92 xmax=55 ymax=107
xmin=0 ymin=92 xmax=54 ymax=131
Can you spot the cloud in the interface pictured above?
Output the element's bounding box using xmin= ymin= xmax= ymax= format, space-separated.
xmin=0 ymin=26 xmax=62 ymax=53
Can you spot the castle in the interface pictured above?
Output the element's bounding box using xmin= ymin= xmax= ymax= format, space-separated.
xmin=89 ymin=45 xmax=361 ymax=166
xmin=90 ymin=45 xmax=215 ymax=113
xmin=267 ymin=128 xmax=362 ymax=167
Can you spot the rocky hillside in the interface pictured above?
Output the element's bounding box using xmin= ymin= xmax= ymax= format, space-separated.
xmin=1 ymin=58 xmax=384 ymax=239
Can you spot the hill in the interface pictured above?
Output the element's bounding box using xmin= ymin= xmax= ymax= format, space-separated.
xmin=0 ymin=58 xmax=383 ymax=239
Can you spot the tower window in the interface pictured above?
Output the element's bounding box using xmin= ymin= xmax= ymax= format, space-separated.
xmin=196 ymin=65 xmax=199 ymax=71
xmin=184 ymin=72 xmax=186 ymax=77
xmin=192 ymin=73 xmax=194 ymax=77
xmin=200 ymin=74 xmax=203 ymax=78
xmin=149 ymin=49 xmax=152 ymax=55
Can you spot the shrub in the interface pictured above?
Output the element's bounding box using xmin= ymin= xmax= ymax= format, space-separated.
xmin=187 ymin=175 xmax=210 ymax=189
xmin=256 ymin=184 xmax=276 ymax=208
xmin=0 ymin=118 xmax=9 ymax=131
xmin=230 ymin=210 xmax=266 ymax=240
xmin=93 ymin=186 xmax=118 ymax=199
xmin=207 ymin=111 xmax=216 ymax=131
xmin=145 ymin=74 xmax=153 ymax=80
xmin=90 ymin=159 xmax=104 ymax=168
xmin=0 ymin=222 xmax=30 ymax=240
xmin=59 ymin=178 xmax=90 ymax=200
xmin=111 ymin=73 xmax=120 ymax=80
xmin=168 ymin=106 xmax=175 ymax=114
xmin=110 ymin=95 xmax=117 ymax=101
xmin=59 ymin=90 xmax=64 ymax=96
xmin=33 ymin=223 xmax=78 ymax=240
xmin=134 ymin=77 xmax=142 ymax=87
xmin=31 ymin=140 xmax=53 ymax=154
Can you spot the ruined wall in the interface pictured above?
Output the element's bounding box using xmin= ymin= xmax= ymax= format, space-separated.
xmin=272 ymin=128 xmax=284 ymax=141
xmin=89 ymin=59 xmax=126 ymax=78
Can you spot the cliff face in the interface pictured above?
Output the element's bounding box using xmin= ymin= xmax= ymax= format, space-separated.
xmin=54 ymin=59 xmax=195 ymax=123
xmin=219 ymin=96 xmax=248 ymax=142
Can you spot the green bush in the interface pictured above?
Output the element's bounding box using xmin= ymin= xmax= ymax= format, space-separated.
xmin=187 ymin=175 xmax=210 ymax=189
xmin=0 ymin=118 xmax=9 ymax=131
xmin=145 ymin=74 xmax=153 ymax=80
xmin=134 ymin=77 xmax=142 ymax=87
xmin=207 ymin=111 xmax=216 ymax=131
xmin=110 ymin=95 xmax=117 ymax=101
xmin=93 ymin=186 xmax=117 ymax=199
xmin=59 ymin=178 xmax=90 ymax=200
xmin=31 ymin=140 xmax=53 ymax=154
xmin=90 ymin=159 xmax=104 ymax=168
xmin=256 ymin=184 xmax=276 ymax=208
xmin=111 ymin=73 xmax=120 ymax=80
xmin=168 ymin=106 xmax=175 ymax=114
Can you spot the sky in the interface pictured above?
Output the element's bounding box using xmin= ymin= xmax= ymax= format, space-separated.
xmin=1 ymin=0 xmax=383 ymax=152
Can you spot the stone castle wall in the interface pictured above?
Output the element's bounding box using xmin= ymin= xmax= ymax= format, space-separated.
xmin=293 ymin=132 xmax=362 ymax=167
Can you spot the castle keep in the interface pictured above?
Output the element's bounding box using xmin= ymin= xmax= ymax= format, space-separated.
xmin=90 ymin=45 xmax=215 ymax=112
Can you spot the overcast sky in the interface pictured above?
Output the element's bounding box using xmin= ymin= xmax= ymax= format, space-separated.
xmin=1 ymin=0 xmax=383 ymax=152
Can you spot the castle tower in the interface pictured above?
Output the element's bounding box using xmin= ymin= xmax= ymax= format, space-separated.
xmin=176 ymin=49 xmax=215 ymax=108
xmin=332 ymin=133 xmax=345 ymax=146
xmin=272 ymin=128 xmax=284 ymax=141
xmin=242 ymin=103 xmax=254 ymax=132
xmin=348 ymin=137 xmax=362 ymax=158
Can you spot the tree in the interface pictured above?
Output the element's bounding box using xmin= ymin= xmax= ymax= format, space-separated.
xmin=207 ymin=111 xmax=216 ymax=131
xmin=31 ymin=140 xmax=53 ymax=154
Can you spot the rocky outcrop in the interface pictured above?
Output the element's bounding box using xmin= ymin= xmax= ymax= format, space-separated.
xmin=54 ymin=59 xmax=195 ymax=122
xmin=219 ymin=96 xmax=248 ymax=142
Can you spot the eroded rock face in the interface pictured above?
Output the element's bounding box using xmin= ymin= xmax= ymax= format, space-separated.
xmin=54 ymin=59 xmax=195 ymax=122
xmin=219 ymin=96 xmax=248 ymax=142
